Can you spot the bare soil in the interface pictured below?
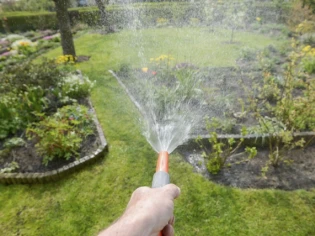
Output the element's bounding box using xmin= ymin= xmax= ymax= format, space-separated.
xmin=0 ymin=132 xmax=101 ymax=173
xmin=0 ymin=97 xmax=101 ymax=174
xmin=178 ymin=145 xmax=315 ymax=190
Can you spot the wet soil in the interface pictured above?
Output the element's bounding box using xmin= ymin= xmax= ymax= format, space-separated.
xmin=178 ymin=144 xmax=315 ymax=190
xmin=0 ymin=132 xmax=101 ymax=173
xmin=0 ymin=96 xmax=101 ymax=174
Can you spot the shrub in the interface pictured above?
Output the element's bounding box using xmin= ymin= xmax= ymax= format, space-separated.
xmin=299 ymin=33 xmax=315 ymax=46
xmin=300 ymin=45 xmax=315 ymax=74
xmin=196 ymin=121 xmax=256 ymax=175
xmin=0 ymin=94 xmax=25 ymax=139
xmin=60 ymin=74 xmax=95 ymax=99
xmin=239 ymin=47 xmax=257 ymax=61
xmin=0 ymin=59 xmax=68 ymax=139
xmin=296 ymin=20 xmax=315 ymax=34
xmin=287 ymin=1 xmax=315 ymax=31
xmin=27 ymin=105 xmax=94 ymax=165
xmin=0 ymin=58 xmax=65 ymax=92
xmin=301 ymin=57 xmax=315 ymax=73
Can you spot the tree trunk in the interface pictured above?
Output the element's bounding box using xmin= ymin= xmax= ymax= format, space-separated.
xmin=94 ymin=0 xmax=107 ymax=28
xmin=230 ymin=27 xmax=235 ymax=43
xmin=53 ymin=0 xmax=76 ymax=57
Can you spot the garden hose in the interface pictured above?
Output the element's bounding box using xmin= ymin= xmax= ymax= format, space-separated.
xmin=152 ymin=151 xmax=170 ymax=236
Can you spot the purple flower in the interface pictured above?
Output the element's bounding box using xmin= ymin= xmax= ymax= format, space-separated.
xmin=43 ymin=36 xmax=53 ymax=40
xmin=0 ymin=51 xmax=11 ymax=57
xmin=0 ymin=40 xmax=9 ymax=46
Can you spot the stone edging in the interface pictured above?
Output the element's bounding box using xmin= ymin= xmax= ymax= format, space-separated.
xmin=0 ymin=98 xmax=107 ymax=185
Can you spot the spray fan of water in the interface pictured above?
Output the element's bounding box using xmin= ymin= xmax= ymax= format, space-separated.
xmin=111 ymin=68 xmax=208 ymax=154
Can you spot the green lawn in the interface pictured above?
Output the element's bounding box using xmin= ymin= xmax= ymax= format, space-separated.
xmin=1 ymin=28 xmax=315 ymax=236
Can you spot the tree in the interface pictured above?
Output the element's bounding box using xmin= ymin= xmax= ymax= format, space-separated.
xmin=94 ymin=0 xmax=107 ymax=29
xmin=224 ymin=2 xmax=246 ymax=43
xmin=53 ymin=0 xmax=76 ymax=57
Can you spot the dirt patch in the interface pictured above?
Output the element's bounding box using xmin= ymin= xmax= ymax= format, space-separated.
xmin=0 ymin=97 xmax=102 ymax=174
xmin=0 ymin=132 xmax=101 ymax=174
xmin=77 ymin=55 xmax=91 ymax=63
xmin=178 ymin=144 xmax=315 ymax=190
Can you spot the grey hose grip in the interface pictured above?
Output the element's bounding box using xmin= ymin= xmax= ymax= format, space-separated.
xmin=152 ymin=171 xmax=170 ymax=188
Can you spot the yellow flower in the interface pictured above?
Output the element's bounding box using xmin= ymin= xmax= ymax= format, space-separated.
xmin=310 ymin=48 xmax=315 ymax=56
xmin=302 ymin=45 xmax=311 ymax=53
xmin=19 ymin=41 xmax=30 ymax=47
xmin=142 ymin=67 xmax=148 ymax=73
xmin=256 ymin=17 xmax=261 ymax=22
xmin=55 ymin=55 xmax=76 ymax=64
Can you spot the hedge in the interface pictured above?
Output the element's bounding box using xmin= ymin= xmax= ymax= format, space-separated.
xmin=0 ymin=2 xmax=291 ymax=33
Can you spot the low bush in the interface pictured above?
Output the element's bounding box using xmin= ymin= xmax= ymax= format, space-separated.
xmin=0 ymin=59 xmax=94 ymax=140
xmin=299 ymin=33 xmax=315 ymax=46
xmin=60 ymin=74 xmax=95 ymax=99
xmin=26 ymin=105 xmax=94 ymax=165
xmin=196 ymin=119 xmax=256 ymax=175
xmin=1 ymin=58 xmax=65 ymax=92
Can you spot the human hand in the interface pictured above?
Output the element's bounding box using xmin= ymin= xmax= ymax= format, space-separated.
xmin=99 ymin=184 xmax=180 ymax=236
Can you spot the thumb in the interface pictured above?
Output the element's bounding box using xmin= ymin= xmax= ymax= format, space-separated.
xmin=162 ymin=184 xmax=181 ymax=200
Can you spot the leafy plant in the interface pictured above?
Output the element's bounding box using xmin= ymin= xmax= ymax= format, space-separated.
xmin=248 ymin=59 xmax=309 ymax=175
xmin=239 ymin=47 xmax=257 ymax=61
xmin=251 ymin=116 xmax=305 ymax=176
xmin=301 ymin=57 xmax=315 ymax=73
xmin=4 ymin=137 xmax=26 ymax=149
xmin=60 ymin=74 xmax=95 ymax=99
xmin=26 ymin=105 xmax=94 ymax=165
xmin=0 ymin=58 xmax=65 ymax=92
xmin=0 ymin=162 xmax=19 ymax=173
xmin=296 ymin=20 xmax=315 ymax=34
xmin=0 ymin=94 xmax=25 ymax=139
xmin=197 ymin=119 xmax=256 ymax=174
xmin=299 ymin=33 xmax=315 ymax=47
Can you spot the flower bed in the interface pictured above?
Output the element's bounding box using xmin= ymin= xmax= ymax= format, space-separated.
xmin=112 ymin=47 xmax=315 ymax=189
xmin=0 ymin=59 xmax=107 ymax=183
xmin=0 ymin=31 xmax=60 ymax=71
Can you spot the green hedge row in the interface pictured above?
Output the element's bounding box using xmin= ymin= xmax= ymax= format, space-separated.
xmin=0 ymin=2 xmax=291 ymax=33
xmin=1 ymin=13 xmax=57 ymax=32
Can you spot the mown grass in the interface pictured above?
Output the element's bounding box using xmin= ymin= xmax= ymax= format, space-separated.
xmin=1 ymin=28 xmax=315 ymax=235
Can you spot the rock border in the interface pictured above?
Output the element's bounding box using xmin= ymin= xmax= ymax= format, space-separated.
xmin=0 ymin=99 xmax=107 ymax=184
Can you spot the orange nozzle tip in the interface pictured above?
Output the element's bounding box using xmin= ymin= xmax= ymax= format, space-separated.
xmin=156 ymin=151 xmax=169 ymax=173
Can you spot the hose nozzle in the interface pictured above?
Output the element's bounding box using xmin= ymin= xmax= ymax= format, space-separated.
xmin=152 ymin=151 xmax=170 ymax=188
xmin=156 ymin=151 xmax=169 ymax=173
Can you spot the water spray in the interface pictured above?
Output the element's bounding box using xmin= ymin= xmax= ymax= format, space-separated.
xmin=110 ymin=68 xmax=204 ymax=236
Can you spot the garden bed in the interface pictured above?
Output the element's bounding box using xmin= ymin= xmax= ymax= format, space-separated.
xmin=0 ymin=99 xmax=107 ymax=184
xmin=0 ymin=60 xmax=107 ymax=184
xmin=178 ymin=133 xmax=315 ymax=190
xmin=112 ymin=46 xmax=315 ymax=190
